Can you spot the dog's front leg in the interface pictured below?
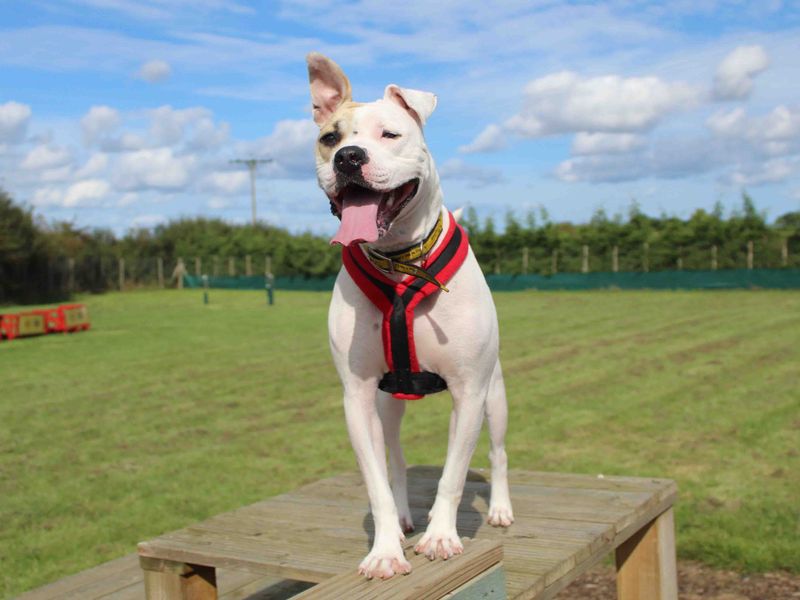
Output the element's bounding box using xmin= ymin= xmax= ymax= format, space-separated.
xmin=343 ymin=387 xmax=412 ymax=579
xmin=414 ymin=384 xmax=487 ymax=560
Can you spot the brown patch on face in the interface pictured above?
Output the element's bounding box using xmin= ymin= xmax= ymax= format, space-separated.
xmin=315 ymin=102 xmax=362 ymax=162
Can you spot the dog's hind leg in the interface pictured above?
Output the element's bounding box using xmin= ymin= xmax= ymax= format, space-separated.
xmin=485 ymin=358 xmax=514 ymax=527
xmin=377 ymin=392 xmax=414 ymax=534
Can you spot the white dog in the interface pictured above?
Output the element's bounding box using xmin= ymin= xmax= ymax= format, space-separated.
xmin=308 ymin=53 xmax=514 ymax=580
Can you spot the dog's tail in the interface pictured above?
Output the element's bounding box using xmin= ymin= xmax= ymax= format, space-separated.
xmin=452 ymin=207 xmax=463 ymax=223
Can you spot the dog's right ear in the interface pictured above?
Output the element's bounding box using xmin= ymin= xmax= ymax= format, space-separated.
xmin=307 ymin=53 xmax=352 ymax=127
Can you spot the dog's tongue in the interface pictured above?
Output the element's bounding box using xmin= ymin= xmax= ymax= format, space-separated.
xmin=330 ymin=187 xmax=381 ymax=246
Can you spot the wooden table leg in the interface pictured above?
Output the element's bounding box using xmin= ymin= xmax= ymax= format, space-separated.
xmin=140 ymin=557 xmax=218 ymax=600
xmin=615 ymin=507 xmax=678 ymax=600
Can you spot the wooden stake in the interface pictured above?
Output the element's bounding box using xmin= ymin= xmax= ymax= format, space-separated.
xmin=228 ymin=257 xmax=235 ymax=277
xmin=616 ymin=508 xmax=678 ymax=600
xmin=157 ymin=257 xmax=164 ymax=289
xmin=213 ymin=256 xmax=219 ymax=277
xmin=782 ymin=238 xmax=788 ymax=267
xmin=551 ymin=249 xmax=558 ymax=275
xmin=643 ymin=242 xmax=649 ymax=273
xmin=581 ymin=244 xmax=589 ymax=273
xmin=711 ymin=245 xmax=718 ymax=270
xmin=522 ymin=247 xmax=529 ymax=274
xmin=245 ymin=255 xmax=252 ymax=276
xmin=195 ymin=257 xmax=201 ymax=276
xmin=118 ymin=257 xmax=125 ymax=290
xmin=612 ymin=246 xmax=619 ymax=273
xmin=747 ymin=240 xmax=754 ymax=270
xmin=68 ymin=257 xmax=75 ymax=293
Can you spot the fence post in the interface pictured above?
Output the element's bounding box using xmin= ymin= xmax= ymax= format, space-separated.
xmin=747 ymin=240 xmax=754 ymax=270
xmin=157 ymin=257 xmax=164 ymax=288
xmin=228 ymin=257 xmax=235 ymax=276
xmin=643 ymin=242 xmax=650 ymax=273
xmin=174 ymin=258 xmax=185 ymax=290
xmin=265 ymin=255 xmax=273 ymax=276
xmin=118 ymin=257 xmax=125 ymax=290
xmin=711 ymin=245 xmax=718 ymax=270
xmin=68 ymin=257 xmax=75 ymax=292
xmin=213 ymin=256 xmax=220 ymax=277
xmin=522 ymin=247 xmax=529 ymax=274
xmin=551 ymin=249 xmax=558 ymax=275
xmin=246 ymin=255 xmax=252 ymax=276
xmin=612 ymin=245 xmax=619 ymax=273
xmin=581 ymin=244 xmax=589 ymax=273
xmin=677 ymin=256 xmax=683 ymax=271
xmin=782 ymin=238 xmax=789 ymax=267
xmin=195 ymin=257 xmax=201 ymax=276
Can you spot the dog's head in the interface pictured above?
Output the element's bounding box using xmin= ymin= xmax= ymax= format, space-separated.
xmin=307 ymin=53 xmax=438 ymax=247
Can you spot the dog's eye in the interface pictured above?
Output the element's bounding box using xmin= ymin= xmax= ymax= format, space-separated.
xmin=319 ymin=132 xmax=340 ymax=147
xmin=382 ymin=130 xmax=401 ymax=139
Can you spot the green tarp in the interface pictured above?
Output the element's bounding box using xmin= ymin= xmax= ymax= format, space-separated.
xmin=184 ymin=269 xmax=800 ymax=292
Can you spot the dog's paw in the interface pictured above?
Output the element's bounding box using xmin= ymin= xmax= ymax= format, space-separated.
xmin=487 ymin=503 xmax=515 ymax=527
xmin=414 ymin=528 xmax=464 ymax=560
xmin=399 ymin=512 xmax=415 ymax=534
xmin=358 ymin=549 xmax=411 ymax=580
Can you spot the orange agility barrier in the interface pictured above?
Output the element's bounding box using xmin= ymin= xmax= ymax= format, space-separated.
xmin=0 ymin=304 xmax=90 ymax=341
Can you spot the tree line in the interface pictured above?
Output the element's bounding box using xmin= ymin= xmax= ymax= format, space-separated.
xmin=1 ymin=188 xmax=799 ymax=304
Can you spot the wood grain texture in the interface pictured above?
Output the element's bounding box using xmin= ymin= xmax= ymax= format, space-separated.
xmin=19 ymin=467 xmax=677 ymax=599
xmin=615 ymin=508 xmax=678 ymax=600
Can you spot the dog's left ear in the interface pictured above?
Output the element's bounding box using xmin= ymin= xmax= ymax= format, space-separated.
xmin=384 ymin=85 xmax=437 ymax=127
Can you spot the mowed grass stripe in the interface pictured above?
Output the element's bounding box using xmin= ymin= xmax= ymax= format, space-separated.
xmin=1 ymin=289 xmax=798 ymax=598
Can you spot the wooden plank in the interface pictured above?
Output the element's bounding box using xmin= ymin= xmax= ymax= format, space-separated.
xmin=615 ymin=507 xmax=677 ymax=600
xmin=293 ymin=539 xmax=502 ymax=600
xmin=444 ymin=563 xmax=506 ymax=599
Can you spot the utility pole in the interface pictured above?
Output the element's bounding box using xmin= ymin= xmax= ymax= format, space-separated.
xmin=229 ymin=158 xmax=273 ymax=225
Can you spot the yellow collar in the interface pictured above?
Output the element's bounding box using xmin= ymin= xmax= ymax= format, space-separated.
xmin=364 ymin=212 xmax=449 ymax=291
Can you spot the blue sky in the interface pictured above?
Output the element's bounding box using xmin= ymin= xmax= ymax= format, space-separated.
xmin=1 ymin=1 xmax=799 ymax=235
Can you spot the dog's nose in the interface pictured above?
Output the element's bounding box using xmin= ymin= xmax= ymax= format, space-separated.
xmin=334 ymin=145 xmax=369 ymax=175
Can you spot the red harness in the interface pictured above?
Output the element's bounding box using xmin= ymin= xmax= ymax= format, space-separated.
xmin=342 ymin=212 xmax=469 ymax=399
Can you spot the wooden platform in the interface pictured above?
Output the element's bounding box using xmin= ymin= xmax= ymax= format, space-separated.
xmin=16 ymin=466 xmax=677 ymax=599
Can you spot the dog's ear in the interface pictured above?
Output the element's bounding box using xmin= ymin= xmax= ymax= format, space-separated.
xmin=384 ymin=85 xmax=437 ymax=127
xmin=307 ymin=53 xmax=352 ymax=127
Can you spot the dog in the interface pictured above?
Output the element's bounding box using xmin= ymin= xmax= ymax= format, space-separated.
xmin=307 ymin=52 xmax=514 ymax=580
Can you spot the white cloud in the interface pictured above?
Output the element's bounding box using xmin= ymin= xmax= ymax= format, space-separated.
xmin=30 ymin=187 xmax=64 ymax=207
xmin=148 ymin=105 xmax=209 ymax=146
xmin=81 ymin=106 xmax=121 ymax=144
xmin=727 ymin=157 xmax=800 ymax=186
xmin=505 ymin=71 xmax=701 ymax=137
xmin=237 ymin=119 xmax=317 ymax=178
xmin=63 ymin=179 xmax=111 ymax=207
xmin=438 ymin=158 xmax=504 ymax=188
xmin=21 ymin=144 xmax=73 ymax=170
xmin=114 ymin=148 xmax=196 ymax=190
xmin=712 ymin=45 xmax=769 ymax=100
xmin=0 ymin=101 xmax=32 ymax=143
xmin=131 ymin=213 xmax=167 ymax=228
xmin=137 ymin=59 xmax=171 ymax=83
xmin=708 ymin=105 xmax=800 ymax=157
xmin=75 ymin=153 xmax=109 ymax=178
xmin=118 ymin=192 xmax=139 ymax=207
xmin=459 ymin=124 xmax=506 ymax=154
xmin=202 ymin=170 xmax=249 ymax=195
xmin=572 ymin=132 xmax=646 ymax=155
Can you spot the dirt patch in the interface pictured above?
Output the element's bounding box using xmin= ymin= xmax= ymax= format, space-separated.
xmin=556 ymin=561 xmax=800 ymax=599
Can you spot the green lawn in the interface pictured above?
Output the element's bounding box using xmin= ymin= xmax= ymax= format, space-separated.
xmin=1 ymin=289 xmax=798 ymax=597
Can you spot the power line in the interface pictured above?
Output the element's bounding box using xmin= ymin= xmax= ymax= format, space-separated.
xmin=229 ymin=158 xmax=273 ymax=225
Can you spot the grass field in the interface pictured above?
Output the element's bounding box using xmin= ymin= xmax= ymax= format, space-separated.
xmin=1 ymin=288 xmax=798 ymax=598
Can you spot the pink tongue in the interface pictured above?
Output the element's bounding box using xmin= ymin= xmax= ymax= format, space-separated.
xmin=330 ymin=188 xmax=381 ymax=246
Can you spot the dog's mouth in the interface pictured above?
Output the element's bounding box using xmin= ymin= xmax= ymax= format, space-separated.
xmin=330 ymin=178 xmax=420 ymax=246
